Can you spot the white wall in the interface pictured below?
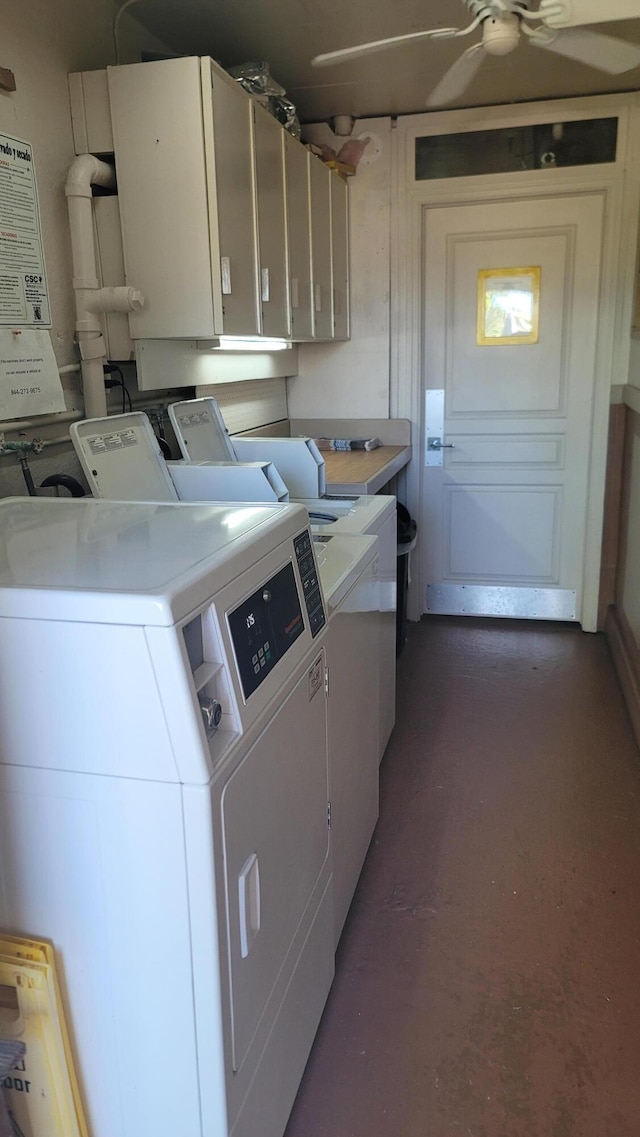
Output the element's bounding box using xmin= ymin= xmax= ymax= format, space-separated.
xmin=287 ymin=118 xmax=392 ymax=419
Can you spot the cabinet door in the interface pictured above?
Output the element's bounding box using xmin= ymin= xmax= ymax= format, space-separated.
xmin=207 ymin=65 xmax=261 ymax=335
xmin=253 ymin=104 xmax=290 ymax=338
xmin=284 ymin=133 xmax=313 ymax=340
xmin=108 ymin=57 xmax=218 ymax=339
xmin=309 ymin=157 xmax=333 ymax=340
xmin=330 ymin=174 xmax=349 ymax=340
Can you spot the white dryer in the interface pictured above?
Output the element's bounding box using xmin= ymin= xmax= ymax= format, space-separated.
xmin=0 ymin=497 xmax=332 ymax=1137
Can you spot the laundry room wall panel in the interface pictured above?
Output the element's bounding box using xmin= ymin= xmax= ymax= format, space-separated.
xmin=604 ymin=332 xmax=640 ymax=744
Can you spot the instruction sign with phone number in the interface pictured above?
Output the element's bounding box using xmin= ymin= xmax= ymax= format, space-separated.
xmin=0 ymin=131 xmax=51 ymax=327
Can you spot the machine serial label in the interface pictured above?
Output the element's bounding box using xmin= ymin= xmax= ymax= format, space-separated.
xmin=308 ymin=654 xmax=323 ymax=701
xmin=88 ymin=429 xmax=138 ymax=454
xmin=179 ymin=410 xmax=211 ymax=427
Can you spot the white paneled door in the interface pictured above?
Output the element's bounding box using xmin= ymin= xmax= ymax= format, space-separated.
xmin=422 ymin=193 xmax=605 ymax=623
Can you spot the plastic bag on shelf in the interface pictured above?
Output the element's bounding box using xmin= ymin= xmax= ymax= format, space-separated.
xmin=228 ymin=61 xmax=301 ymax=139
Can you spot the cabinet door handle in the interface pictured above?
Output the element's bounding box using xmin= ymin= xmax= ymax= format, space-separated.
xmin=314 ymin=283 xmax=322 ymax=312
xmin=221 ymin=256 xmax=232 ymax=295
xmin=291 ymin=277 xmax=299 ymax=309
xmin=261 ymin=267 xmax=270 ymax=303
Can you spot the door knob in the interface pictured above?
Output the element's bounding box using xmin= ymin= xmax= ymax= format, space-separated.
xmin=427 ymin=437 xmax=455 ymax=451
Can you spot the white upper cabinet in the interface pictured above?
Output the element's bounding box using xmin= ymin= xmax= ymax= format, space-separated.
xmin=108 ymin=57 xmax=261 ymax=339
xmin=330 ymin=174 xmax=349 ymax=341
xmin=252 ymin=102 xmax=291 ymax=338
xmin=284 ymin=132 xmax=313 ymax=340
xmin=97 ymin=56 xmax=349 ymax=343
xmin=309 ymin=157 xmax=333 ymax=341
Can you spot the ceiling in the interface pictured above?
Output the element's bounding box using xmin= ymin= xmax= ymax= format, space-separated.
xmin=128 ymin=0 xmax=640 ymax=123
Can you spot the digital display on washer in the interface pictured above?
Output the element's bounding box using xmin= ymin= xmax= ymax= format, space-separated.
xmin=228 ymin=562 xmax=304 ymax=699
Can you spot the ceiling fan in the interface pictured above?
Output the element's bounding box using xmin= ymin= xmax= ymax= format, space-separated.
xmin=311 ymin=0 xmax=640 ymax=107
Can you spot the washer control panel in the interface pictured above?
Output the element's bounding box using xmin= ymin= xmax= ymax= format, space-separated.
xmin=294 ymin=529 xmax=326 ymax=639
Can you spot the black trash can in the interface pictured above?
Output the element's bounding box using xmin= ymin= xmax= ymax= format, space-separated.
xmin=396 ymin=503 xmax=417 ymax=658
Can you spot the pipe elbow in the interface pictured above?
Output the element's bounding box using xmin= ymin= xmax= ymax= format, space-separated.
xmin=65 ymin=154 xmax=116 ymax=198
xmin=85 ymin=286 xmax=144 ymax=314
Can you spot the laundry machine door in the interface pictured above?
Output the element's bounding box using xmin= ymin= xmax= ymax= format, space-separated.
xmin=220 ymin=651 xmax=330 ymax=1073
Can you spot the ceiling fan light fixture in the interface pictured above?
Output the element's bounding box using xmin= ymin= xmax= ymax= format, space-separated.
xmin=482 ymin=12 xmax=521 ymax=55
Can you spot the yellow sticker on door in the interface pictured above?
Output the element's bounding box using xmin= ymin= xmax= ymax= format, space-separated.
xmin=477 ymin=266 xmax=540 ymax=346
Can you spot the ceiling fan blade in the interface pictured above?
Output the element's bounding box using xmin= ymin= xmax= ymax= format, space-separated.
xmin=426 ymin=43 xmax=486 ymax=107
xmin=538 ymin=0 xmax=640 ymax=30
xmin=311 ymin=26 xmax=460 ymax=68
xmin=531 ymin=26 xmax=640 ymax=73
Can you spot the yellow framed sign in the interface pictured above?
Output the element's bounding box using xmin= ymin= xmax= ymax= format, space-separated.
xmin=477 ymin=266 xmax=540 ymax=346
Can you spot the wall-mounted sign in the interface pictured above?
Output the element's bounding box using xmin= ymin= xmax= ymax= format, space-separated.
xmin=0 ymin=132 xmax=51 ymax=328
xmin=477 ymin=266 xmax=540 ymax=346
xmin=0 ymin=328 xmax=65 ymax=419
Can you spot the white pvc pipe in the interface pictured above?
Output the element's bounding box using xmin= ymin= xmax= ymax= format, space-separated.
xmin=86 ymin=286 xmax=144 ymax=314
xmin=66 ymin=154 xmax=115 ymax=198
xmin=65 ymin=155 xmax=144 ymax=420
xmin=41 ymin=436 xmax=73 ymax=448
xmin=66 ymin=157 xmax=115 ymax=419
xmin=333 ymin=115 xmax=355 ymax=136
xmin=81 ymin=357 xmax=109 ymax=419
xmin=0 ymin=410 xmax=82 ymax=434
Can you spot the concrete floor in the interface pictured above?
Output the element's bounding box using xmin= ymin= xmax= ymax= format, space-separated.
xmin=284 ymin=617 xmax=640 ymax=1137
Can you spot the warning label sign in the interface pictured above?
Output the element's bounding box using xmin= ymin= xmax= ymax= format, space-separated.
xmin=0 ymin=132 xmax=51 ymax=327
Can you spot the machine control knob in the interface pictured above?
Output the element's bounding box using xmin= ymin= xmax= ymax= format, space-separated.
xmin=262 ymin=589 xmax=272 ymax=603
xmin=199 ymin=695 xmax=222 ymax=737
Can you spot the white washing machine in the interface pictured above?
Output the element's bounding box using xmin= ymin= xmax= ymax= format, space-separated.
xmin=0 ymin=496 xmax=333 ymax=1137
xmin=313 ymin=532 xmax=381 ymax=945
xmin=303 ymin=496 xmax=397 ymax=763
xmin=166 ymin=399 xmax=397 ymax=762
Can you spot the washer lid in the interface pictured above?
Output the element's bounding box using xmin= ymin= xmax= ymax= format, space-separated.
xmin=300 ymin=493 xmax=396 ymax=533
xmin=0 ymin=497 xmax=300 ymax=625
xmin=313 ymin=532 xmax=377 ymax=611
xmin=70 ymin=412 xmax=179 ymax=502
xmin=168 ymin=397 xmax=236 ymax=462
